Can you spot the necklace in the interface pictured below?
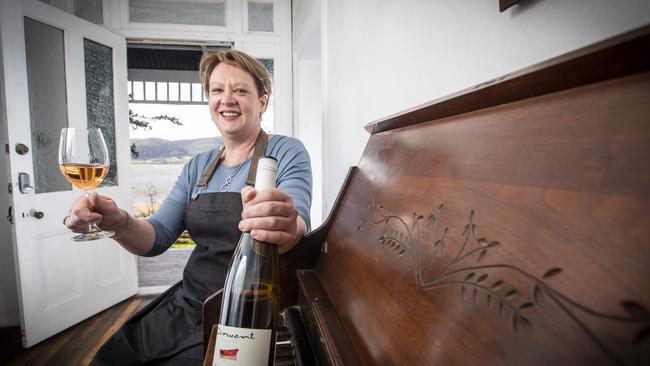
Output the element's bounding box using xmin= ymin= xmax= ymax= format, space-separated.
xmin=219 ymin=146 xmax=254 ymax=192
xmin=219 ymin=161 xmax=247 ymax=192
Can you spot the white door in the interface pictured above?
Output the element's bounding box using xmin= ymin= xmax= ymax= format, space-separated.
xmin=0 ymin=0 xmax=136 ymax=347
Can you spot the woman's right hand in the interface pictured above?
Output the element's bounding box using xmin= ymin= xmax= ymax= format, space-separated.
xmin=64 ymin=192 xmax=126 ymax=233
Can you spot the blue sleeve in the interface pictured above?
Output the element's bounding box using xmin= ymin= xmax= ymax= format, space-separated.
xmin=270 ymin=136 xmax=313 ymax=232
xmin=143 ymin=157 xmax=199 ymax=257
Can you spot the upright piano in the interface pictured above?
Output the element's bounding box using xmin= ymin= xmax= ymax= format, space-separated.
xmin=204 ymin=25 xmax=650 ymax=365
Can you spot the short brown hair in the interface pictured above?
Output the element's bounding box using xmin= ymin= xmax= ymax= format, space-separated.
xmin=199 ymin=49 xmax=272 ymax=98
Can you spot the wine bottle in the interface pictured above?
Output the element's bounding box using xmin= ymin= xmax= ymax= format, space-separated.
xmin=213 ymin=157 xmax=280 ymax=366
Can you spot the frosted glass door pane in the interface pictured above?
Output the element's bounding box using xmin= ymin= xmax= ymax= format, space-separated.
xmin=259 ymin=58 xmax=274 ymax=80
xmin=24 ymin=17 xmax=71 ymax=194
xmin=84 ymin=38 xmax=118 ymax=186
xmin=248 ymin=2 xmax=273 ymax=32
xmin=129 ymin=0 xmax=225 ymax=26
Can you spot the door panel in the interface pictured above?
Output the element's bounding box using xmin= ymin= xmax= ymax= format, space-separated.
xmin=0 ymin=0 xmax=136 ymax=347
xmin=95 ymin=243 xmax=128 ymax=287
xmin=39 ymin=231 xmax=83 ymax=308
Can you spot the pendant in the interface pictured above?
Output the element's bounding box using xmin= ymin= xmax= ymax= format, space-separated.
xmin=220 ymin=175 xmax=232 ymax=192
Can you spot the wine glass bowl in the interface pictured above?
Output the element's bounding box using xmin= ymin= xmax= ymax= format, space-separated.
xmin=59 ymin=127 xmax=113 ymax=241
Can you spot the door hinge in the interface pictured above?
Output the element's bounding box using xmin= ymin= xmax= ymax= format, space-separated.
xmin=5 ymin=143 xmax=9 ymax=154
xmin=6 ymin=205 xmax=13 ymax=224
xmin=8 ymin=183 xmax=12 ymax=194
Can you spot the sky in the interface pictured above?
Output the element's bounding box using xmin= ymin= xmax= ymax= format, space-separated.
xmin=128 ymin=102 xmax=275 ymax=141
xmin=128 ymin=103 xmax=216 ymax=141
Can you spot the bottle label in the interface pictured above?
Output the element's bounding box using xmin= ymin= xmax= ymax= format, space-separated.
xmin=213 ymin=324 xmax=272 ymax=366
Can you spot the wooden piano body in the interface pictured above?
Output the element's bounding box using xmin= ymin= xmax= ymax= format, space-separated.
xmin=205 ymin=26 xmax=650 ymax=365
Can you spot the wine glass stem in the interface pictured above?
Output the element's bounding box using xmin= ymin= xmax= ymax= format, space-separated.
xmin=85 ymin=191 xmax=99 ymax=233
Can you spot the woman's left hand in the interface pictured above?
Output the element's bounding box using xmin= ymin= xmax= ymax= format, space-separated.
xmin=239 ymin=186 xmax=306 ymax=252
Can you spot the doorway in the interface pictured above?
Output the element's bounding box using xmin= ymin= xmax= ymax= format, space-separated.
xmin=126 ymin=42 xmax=277 ymax=291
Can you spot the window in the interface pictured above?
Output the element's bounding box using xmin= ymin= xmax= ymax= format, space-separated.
xmin=38 ymin=0 xmax=104 ymax=25
xmin=247 ymin=1 xmax=274 ymax=32
xmin=129 ymin=0 xmax=226 ymax=27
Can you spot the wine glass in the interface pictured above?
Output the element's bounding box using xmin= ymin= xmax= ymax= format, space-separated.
xmin=58 ymin=127 xmax=113 ymax=241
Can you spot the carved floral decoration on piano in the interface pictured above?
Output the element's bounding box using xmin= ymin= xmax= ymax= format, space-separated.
xmin=357 ymin=200 xmax=650 ymax=366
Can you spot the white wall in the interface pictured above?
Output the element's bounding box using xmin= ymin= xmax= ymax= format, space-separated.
xmin=295 ymin=60 xmax=322 ymax=227
xmin=319 ymin=0 xmax=650 ymax=212
xmin=293 ymin=0 xmax=323 ymax=227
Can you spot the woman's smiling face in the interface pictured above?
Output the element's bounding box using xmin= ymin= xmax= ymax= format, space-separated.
xmin=208 ymin=62 xmax=268 ymax=140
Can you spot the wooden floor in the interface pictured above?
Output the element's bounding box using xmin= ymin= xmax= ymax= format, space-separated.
xmin=0 ymin=295 xmax=156 ymax=366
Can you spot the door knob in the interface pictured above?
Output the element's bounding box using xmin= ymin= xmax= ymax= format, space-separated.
xmin=15 ymin=143 xmax=29 ymax=155
xmin=29 ymin=209 xmax=44 ymax=219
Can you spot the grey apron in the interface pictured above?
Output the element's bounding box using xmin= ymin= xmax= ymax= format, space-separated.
xmin=92 ymin=131 xmax=268 ymax=366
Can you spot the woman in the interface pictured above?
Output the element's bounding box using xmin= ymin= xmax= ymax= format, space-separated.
xmin=64 ymin=50 xmax=312 ymax=365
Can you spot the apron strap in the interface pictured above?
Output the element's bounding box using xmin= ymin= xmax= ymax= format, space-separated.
xmin=245 ymin=129 xmax=269 ymax=186
xmin=195 ymin=145 xmax=224 ymax=189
